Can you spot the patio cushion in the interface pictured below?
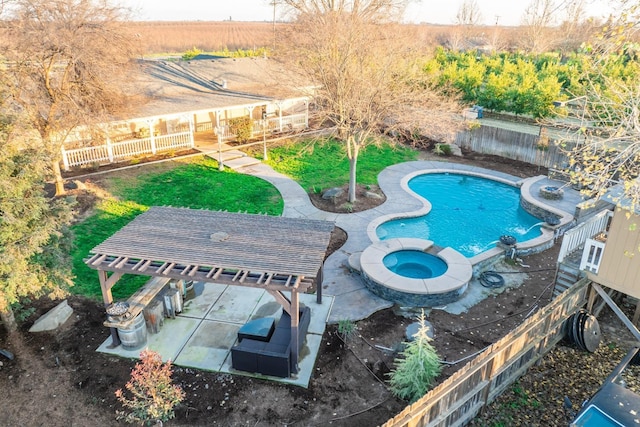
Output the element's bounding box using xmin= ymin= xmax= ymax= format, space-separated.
xmin=238 ymin=317 xmax=275 ymax=342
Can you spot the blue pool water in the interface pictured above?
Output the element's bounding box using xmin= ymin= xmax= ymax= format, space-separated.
xmin=383 ymin=251 xmax=448 ymax=279
xmin=376 ymin=174 xmax=543 ymax=257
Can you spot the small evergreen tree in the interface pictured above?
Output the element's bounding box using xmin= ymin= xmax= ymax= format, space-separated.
xmin=387 ymin=310 xmax=441 ymax=403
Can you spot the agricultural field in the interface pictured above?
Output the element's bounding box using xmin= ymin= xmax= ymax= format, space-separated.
xmin=127 ymin=21 xmax=277 ymax=54
xmin=125 ymin=21 xmax=489 ymax=55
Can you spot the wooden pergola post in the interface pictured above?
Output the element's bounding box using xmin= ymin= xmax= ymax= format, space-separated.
xmin=290 ymin=289 xmax=300 ymax=374
xmin=98 ymin=269 xmax=121 ymax=347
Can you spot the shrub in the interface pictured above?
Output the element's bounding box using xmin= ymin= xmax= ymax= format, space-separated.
xmin=433 ymin=143 xmax=452 ymax=156
xmin=182 ymin=46 xmax=202 ymax=61
xmin=115 ymin=349 xmax=185 ymax=425
xmin=228 ymin=116 xmax=253 ymax=143
xmin=337 ymin=319 xmax=356 ymax=342
xmin=387 ymin=310 xmax=441 ymax=402
xmin=340 ymin=202 xmax=354 ymax=213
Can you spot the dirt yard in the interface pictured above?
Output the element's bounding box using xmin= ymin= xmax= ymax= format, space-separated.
xmin=0 ymin=151 xmax=636 ymax=427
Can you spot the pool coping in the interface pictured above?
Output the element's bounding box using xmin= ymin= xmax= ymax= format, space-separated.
xmin=359 ymin=238 xmax=473 ymax=294
xmin=366 ymin=169 xmax=575 ymax=268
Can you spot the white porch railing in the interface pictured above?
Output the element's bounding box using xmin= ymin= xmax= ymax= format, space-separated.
xmin=61 ymin=131 xmax=194 ymax=171
xmin=557 ymin=209 xmax=613 ymax=263
xmin=580 ymin=238 xmax=606 ymax=273
xmin=219 ymin=113 xmax=308 ymax=142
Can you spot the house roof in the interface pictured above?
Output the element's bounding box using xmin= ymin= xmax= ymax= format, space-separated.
xmin=603 ymin=181 xmax=640 ymax=216
xmin=86 ymin=207 xmax=335 ymax=291
xmin=132 ymin=57 xmax=298 ymax=117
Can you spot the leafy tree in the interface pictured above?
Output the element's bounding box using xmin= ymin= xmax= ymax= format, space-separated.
xmin=1 ymin=0 xmax=138 ymax=195
xmin=280 ymin=0 xmax=463 ymax=202
xmin=0 ymin=99 xmax=74 ymax=333
xmin=387 ymin=310 xmax=441 ymax=403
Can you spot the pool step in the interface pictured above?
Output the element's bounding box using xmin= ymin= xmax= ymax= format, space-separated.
xmin=348 ymin=252 xmax=362 ymax=272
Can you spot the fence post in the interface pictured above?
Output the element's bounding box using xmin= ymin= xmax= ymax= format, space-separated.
xmin=278 ymin=103 xmax=283 ymax=133
xmin=106 ymin=136 xmax=114 ymax=163
xmin=61 ymin=146 xmax=70 ymax=171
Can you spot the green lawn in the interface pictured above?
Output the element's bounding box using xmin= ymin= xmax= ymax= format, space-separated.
xmin=71 ymin=157 xmax=283 ymax=300
xmin=71 ymin=139 xmax=418 ymax=300
xmin=264 ymin=138 xmax=418 ymax=193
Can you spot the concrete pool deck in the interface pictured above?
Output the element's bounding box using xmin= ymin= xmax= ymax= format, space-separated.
xmin=235 ymin=159 xmax=585 ymax=323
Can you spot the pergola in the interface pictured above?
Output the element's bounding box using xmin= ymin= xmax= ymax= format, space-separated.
xmin=86 ymin=206 xmax=334 ymax=372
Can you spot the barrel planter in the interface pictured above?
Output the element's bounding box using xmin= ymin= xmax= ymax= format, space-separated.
xmin=117 ymin=313 xmax=147 ymax=350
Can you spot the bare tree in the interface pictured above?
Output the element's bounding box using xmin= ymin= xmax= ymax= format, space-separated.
xmin=521 ymin=0 xmax=595 ymax=52
xmin=521 ymin=0 xmax=560 ymax=52
xmin=0 ymin=0 xmax=139 ymax=195
xmin=448 ymin=0 xmax=483 ymax=51
xmin=280 ymin=1 xmax=464 ymax=203
xmin=456 ymin=0 xmax=482 ymax=27
xmin=556 ymin=2 xmax=640 ymax=212
xmin=557 ymin=0 xmax=593 ymax=52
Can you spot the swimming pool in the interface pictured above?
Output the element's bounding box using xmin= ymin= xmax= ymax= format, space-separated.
xmin=376 ymin=173 xmax=543 ymax=257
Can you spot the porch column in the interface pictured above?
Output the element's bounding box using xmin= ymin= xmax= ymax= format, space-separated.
xmin=216 ymin=125 xmax=224 ymax=171
xmin=106 ymin=135 xmax=114 ymax=163
xmin=61 ymin=146 xmax=70 ymax=171
xmin=304 ymin=99 xmax=309 ymax=128
xmin=148 ymin=119 xmax=157 ymax=154
xmin=246 ymin=106 xmax=256 ymax=139
xmin=188 ymin=117 xmax=195 ymax=148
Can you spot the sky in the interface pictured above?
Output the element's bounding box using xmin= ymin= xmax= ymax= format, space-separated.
xmin=127 ymin=0 xmax=614 ymax=26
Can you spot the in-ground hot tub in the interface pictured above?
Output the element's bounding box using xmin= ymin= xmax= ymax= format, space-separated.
xmin=383 ymin=250 xmax=448 ymax=279
xmin=357 ymin=238 xmax=472 ymax=307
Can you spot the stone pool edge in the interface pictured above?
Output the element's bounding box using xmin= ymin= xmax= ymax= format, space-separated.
xmin=356 ymin=238 xmax=473 ymax=307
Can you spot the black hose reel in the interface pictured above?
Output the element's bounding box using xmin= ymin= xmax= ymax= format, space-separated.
xmin=479 ymin=271 xmax=505 ymax=288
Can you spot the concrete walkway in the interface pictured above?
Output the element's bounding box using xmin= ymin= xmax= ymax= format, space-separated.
xmin=212 ymin=152 xmax=583 ymax=323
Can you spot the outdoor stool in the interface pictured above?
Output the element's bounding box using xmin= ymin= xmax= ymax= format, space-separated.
xmin=237 ymin=317 xmax=276 ymax=342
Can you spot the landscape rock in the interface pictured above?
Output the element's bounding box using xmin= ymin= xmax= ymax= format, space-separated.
xmin=29 ymin=300 xmax=73 ymax=332
xmin=365 ymin=191 xmax=383 ymax=200
xmin=322 ymin=187 xmax=344 ymax=200
xmin=405 ymin=320 xmax=435 ymax=341
xmin=450 ymin=143 xmax=463 ymax=157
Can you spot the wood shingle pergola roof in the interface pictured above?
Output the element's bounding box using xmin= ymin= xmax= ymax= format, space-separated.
xmin=87 ymin=206 xmax=335 ymax=374
xmin=87 ymin=206 xmax=335 ymax=291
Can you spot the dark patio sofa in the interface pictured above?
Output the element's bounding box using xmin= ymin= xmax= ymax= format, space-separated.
xmin=231 ymin=306 xmax=311 ymax=378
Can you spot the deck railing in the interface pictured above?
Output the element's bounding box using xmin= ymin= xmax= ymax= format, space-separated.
xmin=557 ymin=210 xmax=613 ymax=263
xmin=61 ymin=131 xmax=194 ymax=171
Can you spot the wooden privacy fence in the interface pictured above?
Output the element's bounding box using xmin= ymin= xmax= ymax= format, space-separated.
xmin=61 ymin=131 xmax=194 ymax=171
xmin=383 ymin=279 xmax=589 ymax=427
xmin=456 ymin=125 xmax=570 ymax=169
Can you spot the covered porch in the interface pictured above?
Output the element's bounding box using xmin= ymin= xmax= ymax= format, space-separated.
xmin=86 ymin=206 xmax=334 ymax=382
